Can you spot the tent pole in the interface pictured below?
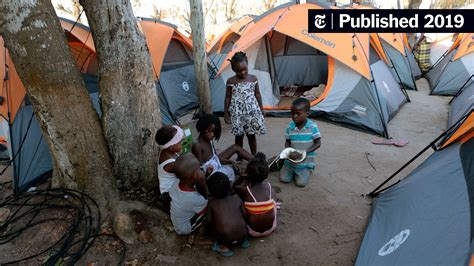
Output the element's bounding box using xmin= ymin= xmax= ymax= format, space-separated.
xmin=367 ymin=111 xmax=471 ymax=198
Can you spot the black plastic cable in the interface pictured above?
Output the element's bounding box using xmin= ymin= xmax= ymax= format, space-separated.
xmin=0 ymin=188 xmax=126 ymax=265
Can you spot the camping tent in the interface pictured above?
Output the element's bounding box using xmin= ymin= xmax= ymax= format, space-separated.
xmin=356 ymin=111 xmax=474 ymax=265
xmin=429 ymin=33 xmax=456 ymax=66
xmin=62 ymin=17 xmax=203 ymax=124
xmin=207 ymin=15 xmax=254 ymax=70
xmin=402 ymin=33 xmax=423 ymax=80
xmin=137 ymin=17 xmax=204 ymax=123
xmin=378 ymin=33 xmax=417 ymax=90
xmin=349 ymin=5 xmax=418 ymax=90
xmin=448 ymin=81 xmax=473 ymax=128
xmin=1 ymin=17 xmax=207 ymax=193
xmin=0 ymin=18 xmax=102 ymax=193
xmin=426 ymin=33 xmax=474 ymax=96
xmin=212 ymin=3 xmax=407 ymax=137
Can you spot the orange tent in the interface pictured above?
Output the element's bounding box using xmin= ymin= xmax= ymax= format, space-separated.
xmin=137 ymin=18 xmax=194 ymax=79
xmin=210 ymin=3 xmax=408 ymax=137
xmin=442 ymin=111 xmax=473 ymax=148
xmin=453 ymin=33 xmax=474 ymax=61
xmin=220 ymin=3 xmax=371 ymax=79
xmin=427 ymin=33 xmax=474 ymax=95
xmin=207 ymin=15 xmax=254 ymax=55
xmin=1 ymin=37 xmax=26 ymax=123
xmin=1 ymin=17 xmax=96 ymax=123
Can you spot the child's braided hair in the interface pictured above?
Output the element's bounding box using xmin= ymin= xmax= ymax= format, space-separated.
xmin=228 ymin=51 xmax=248 ymax=67
xmin=247 ymin=152 xmax=269 ymax=184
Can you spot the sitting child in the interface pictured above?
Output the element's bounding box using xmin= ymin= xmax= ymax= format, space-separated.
xmin=169 ymin=154 xmax=210 ymax=245
xmin=207 ymin=172 xmax=249 ymax=257
xmin=235 ymin=153 xmax=277 ymax=237
xmin=155 ymin=125 xmax=183 ymax=212
xmin=192 ymin=114 xmax=254 ymax=183
xmin=280 ymin=98 xmax=321 ymax=187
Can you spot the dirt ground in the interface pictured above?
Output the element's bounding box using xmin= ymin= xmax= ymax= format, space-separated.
xmin=0 ymin=78 xmax=451 ymax=265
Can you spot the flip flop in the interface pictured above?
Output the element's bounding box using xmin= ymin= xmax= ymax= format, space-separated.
xmin=371 ymin=138 xmax=394 ymax=145
xmin=372 ymin=138 xmax=409 ymax=147
xmin=392 ymin=140 xmax=409 ymax=147
xmin=240 ymin=239 xmax=250 ymax=248
xmin=212 ymin=242 xmax=234 ymax=257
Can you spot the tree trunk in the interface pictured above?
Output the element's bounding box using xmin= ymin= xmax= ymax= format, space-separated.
xmin=79 ymin=0 xmax=161 ymax=190
xmin=0 ymin=0 xmax=117 ymax=216
xmin=189 ymin=0 xmax=212 ymax=114
xmin=406 ymin=0 xmax=423 ymax=9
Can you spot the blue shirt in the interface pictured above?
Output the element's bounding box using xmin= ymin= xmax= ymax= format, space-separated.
xmin=284 ymin=119 xmax=321 ymax=169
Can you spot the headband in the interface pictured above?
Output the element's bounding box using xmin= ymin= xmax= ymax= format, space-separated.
xmin=161 ymin=126 xmax=184 ymax=149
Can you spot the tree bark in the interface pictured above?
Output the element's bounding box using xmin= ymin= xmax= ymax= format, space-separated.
xmin=79 ymin=0 xmax=161 ymax=190
xmin=0 ymin=0 xmax=117 ymax=215
xmin=189 ymin=0 xmax=212 ymax=114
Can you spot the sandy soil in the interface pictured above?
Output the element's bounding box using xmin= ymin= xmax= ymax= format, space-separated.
xmin=0 ymin=78 xmax=451 ymax=265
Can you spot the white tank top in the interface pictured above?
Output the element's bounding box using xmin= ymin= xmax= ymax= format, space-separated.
xmin=158 ymin=158 xmax=178 ymax=193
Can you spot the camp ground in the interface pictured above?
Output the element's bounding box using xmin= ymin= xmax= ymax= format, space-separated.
xmin=426 ymin=33 xmax=474 ymax=96
xmin=0 ymin=1 xmax=473 ymax=265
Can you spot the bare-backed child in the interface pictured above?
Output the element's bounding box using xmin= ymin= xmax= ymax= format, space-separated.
xmin=207 ymin=172 xmax=249 ymax=257
xmin=169 ymin=154 xmax=210 ymax=245
xmin=155 ymin=125 xmax=184 ymax=213
xmin=234 ymin=153 xmax=277 ymax=237
xmin=192 ymin=114 xmax=254 ymax=183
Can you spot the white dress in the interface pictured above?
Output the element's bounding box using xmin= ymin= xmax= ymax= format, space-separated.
xmin=229 ymin=81 xmax=267 ymax=136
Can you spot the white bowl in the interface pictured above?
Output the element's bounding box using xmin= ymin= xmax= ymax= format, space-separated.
xmin=279 ymin=147 xmax=306 ymax=163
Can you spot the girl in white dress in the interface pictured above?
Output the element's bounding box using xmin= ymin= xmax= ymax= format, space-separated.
xmin=224 ymin=51 xmax=266 ymax=158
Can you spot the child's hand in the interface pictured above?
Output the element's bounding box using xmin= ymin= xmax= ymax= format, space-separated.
xmin=224 ymin=112 xmax=231 ymax=124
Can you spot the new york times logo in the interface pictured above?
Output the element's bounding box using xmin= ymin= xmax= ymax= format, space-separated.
xmin=308 ymin=9 xmax=473 ymax=33
xmin=314 ymin=14 xmax=326 ymax=29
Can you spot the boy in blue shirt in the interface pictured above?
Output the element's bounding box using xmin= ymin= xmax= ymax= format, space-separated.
xmin=280 ymin=98 xmax=321 ymax=187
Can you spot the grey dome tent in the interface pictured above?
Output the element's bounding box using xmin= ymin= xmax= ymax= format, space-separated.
xmin=356 ymin=111 xmax=474 ymax=265
xmin=426 ymin=33 xmax=474 ymax=96
xmin=449 ymin=80 xmax=474 ymax=128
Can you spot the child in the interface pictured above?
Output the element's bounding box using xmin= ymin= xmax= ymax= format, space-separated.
xmin=192 ymin=114 xmax=253 ymax=183
xmin=155 ymin=125 xmax=183 ymax=212
xmin=169 ymin=154 xmax=210 ymax=245
xmin=280 ymin=98 xmax=321 ymax=187
xmin=235 ymin=152 xmax=277 ymax=237
xmin=207 ymin=172 xmax=249 ymax=257
xmin=224 ymin=51 xmax=266 ymax=156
